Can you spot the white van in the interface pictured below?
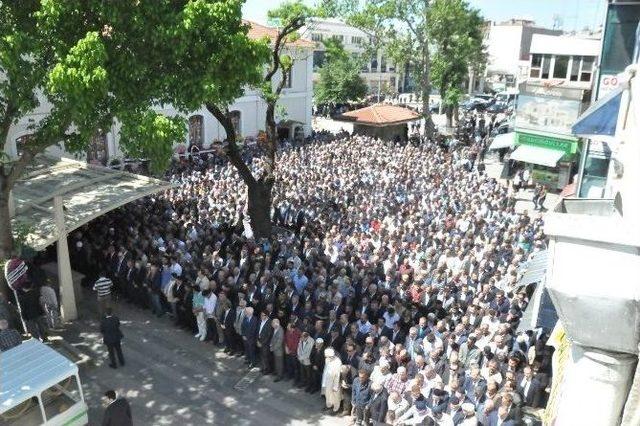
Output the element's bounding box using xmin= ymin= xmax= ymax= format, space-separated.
xmin=0 ymin=339 xmax=88 ymax=426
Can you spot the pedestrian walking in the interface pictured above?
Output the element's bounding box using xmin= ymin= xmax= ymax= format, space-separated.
xmin=94 ymin=271 xmax=113 ymax=317
xmin=101 ymin=390 xmax=132 ymax=426
xmin=18 ymin=285 xmax=48 ymax=341
xmin=39 ymin=281 xmax=60 ymax=328
xmin=100 ymin=308 xmax=125 ymax=369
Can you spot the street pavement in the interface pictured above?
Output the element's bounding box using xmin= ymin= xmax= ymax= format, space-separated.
xmin=58 ymin=290 xmax=348 ymax=426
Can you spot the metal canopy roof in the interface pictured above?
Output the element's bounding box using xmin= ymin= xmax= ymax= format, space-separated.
xmin=0 ymin=339 xmax=78 ymax=412
xmin=12 ymin=156 xmax=172 ymax=251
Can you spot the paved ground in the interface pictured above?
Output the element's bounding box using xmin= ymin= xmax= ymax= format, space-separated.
xmin=56 ymin=290 xmax=348 ymax=426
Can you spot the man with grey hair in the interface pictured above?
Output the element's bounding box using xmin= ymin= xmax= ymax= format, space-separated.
xmin=270 ymin=318 xmax=285 ymax=381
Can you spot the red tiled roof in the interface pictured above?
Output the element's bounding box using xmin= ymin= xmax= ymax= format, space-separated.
xmin=338 ymin=104 xmax=421 ymax=126
xmin=244 ymin=20 xmax=315 ymax=48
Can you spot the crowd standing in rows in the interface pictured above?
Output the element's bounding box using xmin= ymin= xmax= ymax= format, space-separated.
xmin=68 ymin=122 xmax=552 ymax=425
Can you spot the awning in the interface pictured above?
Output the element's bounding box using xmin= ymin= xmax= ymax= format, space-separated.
xmin=12 ymin=155 xmax=173 ymax=251
xmin=517 ymin=250 xmax=548 ymax=287
xmin=488 ymin=132 xmax=516 ymax=150
xmin=510 ymin=145 xmax=564 ymax=167
xmin=571 ymin=87 xmax=624 ymax=137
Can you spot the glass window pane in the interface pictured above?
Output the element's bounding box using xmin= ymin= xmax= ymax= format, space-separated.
xmin=530 ymin=69 xmax=540 ymax=78
xmin=41 ymin=376 xmax=81 ymax=421
xmin=600 ymin=4 xmax=640 ymax=75
xmin=553 ymin=56 xmax=569 ymax=79
xmin=541 ymin=54 xmax=551 ymax=79
xmin=570 ymin=57 xmax=580 ymax=81
xmin=582 ymin=56 xmax=595 ymax=71
xmin=0 ymin=397 xmax=44 ymax=425
xmin=580 ymin=71 xmax=592 ymax=82
xmin=531 ymin=54 xmax=542 ymax=67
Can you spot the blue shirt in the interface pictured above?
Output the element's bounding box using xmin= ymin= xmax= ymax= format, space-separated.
xmin=292 ymin=272 xmax=308 ymax=294
xmin=160 ymin=267 xmax=172 ymax=291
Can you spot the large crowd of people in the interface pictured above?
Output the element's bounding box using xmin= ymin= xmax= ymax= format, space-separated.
xmin=13 ymin=115 xmax=552 ymax=425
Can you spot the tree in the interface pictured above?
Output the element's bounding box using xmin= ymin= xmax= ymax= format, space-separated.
xmin=330 ymin=0 xmax=438 ymax=137
xmin=202 ymin=1 xmax=315 ymax=238
xmin=428 ymin=0 xmax=485 ymax=127
xmin=315 ymin=38 xmax=368 ymax=106
xmin=0 ymin=0 xmax=261 ymax=260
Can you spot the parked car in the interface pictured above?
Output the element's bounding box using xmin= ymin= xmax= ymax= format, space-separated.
xmin=487 ymin=101 xmax=508 ymax=114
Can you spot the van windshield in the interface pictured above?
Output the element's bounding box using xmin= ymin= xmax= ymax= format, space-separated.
xmin=0 ymin=397 xmax=43 ymax=426
xmin=41 ymin=376 xmax=81 ymax=421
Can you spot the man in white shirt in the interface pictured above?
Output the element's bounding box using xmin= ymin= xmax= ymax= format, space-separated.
xmin=203 ymin=291 xmax=218 ymax=343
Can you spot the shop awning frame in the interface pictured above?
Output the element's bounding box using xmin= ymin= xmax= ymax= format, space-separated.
xmin=488 ymin=132 xmax=516 ymax=150
xmin=572 ymin=86 xmax=625 ymax=137
xmin=510 ymin=144 xmax=565 ymax=167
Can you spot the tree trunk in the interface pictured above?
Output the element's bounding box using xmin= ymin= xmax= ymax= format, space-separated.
xmin=421 ymin=39 xmax=436 ymax=138
xmin=446 ymin=107 xmax=453 ymax=128
xmin=0 ymin=175 xmax=14 ymax=259
xmin=247 ymin=180 xmax=273 ymax=239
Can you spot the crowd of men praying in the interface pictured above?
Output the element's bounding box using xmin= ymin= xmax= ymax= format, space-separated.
xmin=70 ymin=125 xmax=552 ymax=425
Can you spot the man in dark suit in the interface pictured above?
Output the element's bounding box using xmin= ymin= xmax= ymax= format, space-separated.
xmin=241 ymin=307 xmax=259 ymax=368
xmin=102 ymin=390 xmax=132 ymax=426
xmin=517 ymin=366 xmax=542 ymax=408
xmin=220 ymin=302 xmax=236 ymax=354
xmin=257 ymin=310 xmax=273 ymax=374
xmin=100 ymin=308 xmax=125 ymax=369
xmin=390 ymin=322 xmax=405 ymax=345
xmin=366 ymin=384 xmax=388 ymax=425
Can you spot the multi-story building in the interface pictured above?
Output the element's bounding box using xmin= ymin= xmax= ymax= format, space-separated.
xmin=301 ymin=18 xmax=400 ymax=97
xmin=4 ymin=21 xmax=314 ymax=165
xmin=509 ymin=33 xmax=600 ymax=190
xmin=480 ymin=19 xmax=562 ymax=92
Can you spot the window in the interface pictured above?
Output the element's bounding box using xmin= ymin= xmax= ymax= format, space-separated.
xmin=1 ymin=397 xmax=44 ymax=425
xmin=87 ymin=131 xmax=108 ymax=165
xmin=229 ymin=110 xmax=242 ymax=138
xmin=41 ymin=376 xmax=81 ymax=422
xmin=380 ymin=56 xmax=387 ymax=73
xmin=580 ymin=56 xmax=595 ymax=82
xmin=311 ymin=33 xmax=323 ymax=42
xmin=553 ymin=55 xmax=569 ymax=79
xmin=188 ymin=115 xmax=204 ymax=147
xmin=313 ymin=51 xmax=325 ymax=70
xmin=530 ymin=54 xmax=542 ymax=78
xmin=333 ymin=35 xmax=344 ymax=43
xmin=600 ymin=4 xmax=640 ymax=75
xmin=370 ymin=55 xmax=378 ymax=72
xmin=351 ymin=36 xmax=363 ymax=45
xmin=541 ymin=54 xmax=551 ymax=79
xmin=283 ymin=67 xmax=293 ymax=88
xmin=569 ymin=56 xmax=580 ymax=81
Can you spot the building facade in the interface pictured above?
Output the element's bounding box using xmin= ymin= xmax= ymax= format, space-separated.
xmin=509 ymin=33 xmax=600 ymax=190
xmin=481 ymin=19 xmax=562 ymax=92
xmin=4 ymin=21 xmax=314 ymax=165
xmin=301 ymin=18 xmax=401 ymax=97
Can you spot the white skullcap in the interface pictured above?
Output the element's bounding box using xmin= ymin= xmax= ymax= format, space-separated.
xmin=324 ymin=348 xmax=335 ymax=358
xmin=316 ymin=338 xmax=324 ymax=344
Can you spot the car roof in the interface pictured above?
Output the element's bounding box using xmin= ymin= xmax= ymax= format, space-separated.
xmin=1 ymin=339 xmax=79 ymax=413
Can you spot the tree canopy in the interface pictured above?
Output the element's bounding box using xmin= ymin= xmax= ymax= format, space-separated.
xmin=315 ymin=38 xmax=368 ymax=106
xmin=0 ymin=0 xmax=270 ymax=257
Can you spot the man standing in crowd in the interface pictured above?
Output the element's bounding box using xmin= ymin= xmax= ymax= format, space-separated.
xmin=94 ymin=271 xmax=113 ymax=318
xmin=270 ymin=318 xmax=285 ymax=381
xmin=321 ymin=347 xmax=343 ymax=415
xmin=100 ymin=308 xmax=125 ymax=369
xmin=0 ymin=319 xmax=22 ymax=351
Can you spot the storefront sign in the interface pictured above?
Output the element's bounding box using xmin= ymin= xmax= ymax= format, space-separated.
xmin=597 ymin=74 xmax=623 ymax=99
xmin=516 ymin=132 xmax=578 ymax=155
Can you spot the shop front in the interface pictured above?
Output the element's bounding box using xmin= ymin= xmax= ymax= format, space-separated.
xmin=511 ymin=132 xmax=580 ymax=190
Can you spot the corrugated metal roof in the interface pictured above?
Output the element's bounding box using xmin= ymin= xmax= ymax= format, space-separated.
xmin=1 ymin=339 xmax=78 ymax=412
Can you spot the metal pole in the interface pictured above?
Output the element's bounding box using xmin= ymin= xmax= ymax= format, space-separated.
xmin=11 ymin=288 xmax=27 ymax=334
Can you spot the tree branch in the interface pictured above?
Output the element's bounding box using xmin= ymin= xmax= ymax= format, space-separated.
xmin=205 ymin=102 xmax=256 ymax=186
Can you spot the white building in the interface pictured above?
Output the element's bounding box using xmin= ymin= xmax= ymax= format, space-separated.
xmin=301 ymin=18 xmax=400 ymax=97
xmin=4 ymin=21 xmax=314 ymax=165
xmin=527 ymin=33 xmax=601 ymax=90
xmin=480 ymin=19 xmax=562 ymax=92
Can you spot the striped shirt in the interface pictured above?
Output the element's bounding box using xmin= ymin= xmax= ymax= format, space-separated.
xmin=93 ymin=277 xmax=113 ymax=297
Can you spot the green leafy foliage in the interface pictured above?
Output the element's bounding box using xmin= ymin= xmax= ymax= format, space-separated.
xmin=315 ymin=38 xmax=368 ymax=105
xmin=119 ymin=111 xmax=185 ymax=175
xmin=428 ymin=0 xmax=485 ymax=108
